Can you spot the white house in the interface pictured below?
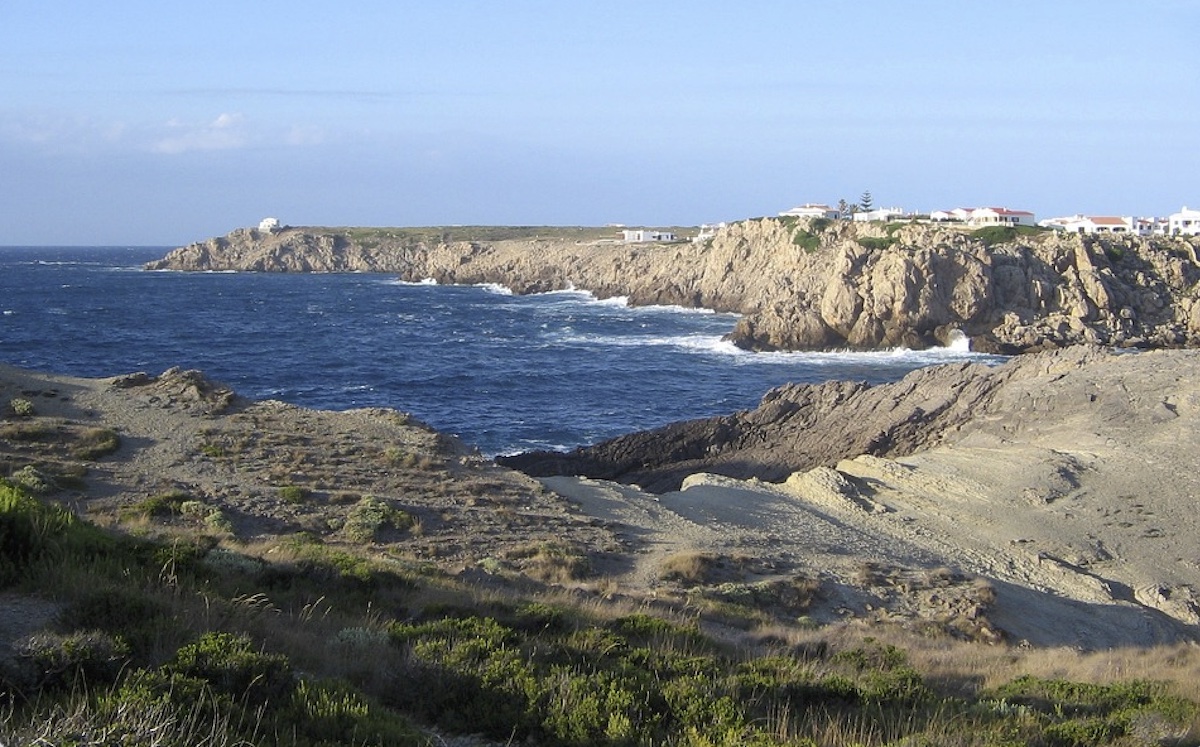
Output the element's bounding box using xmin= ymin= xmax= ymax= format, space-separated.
xmin=622 ymin=229 xmax=676 ymax=243
xmin=258 ymin=217 xmax=281 ymax=233
xmin=779 ymin=203 xmax=839 ymax=220
xmin=930 ymin=207 xmax=976 ymax=222
xmin=967 ymin=207 xmax=1037 ymax=228
xmin=852 ymin=207 xmax=905 ymax=222
xmin=1060 ymin=216 xmax=1136 ymax=235
xmin=692 ymin=223 xmax=726 ymax=242
xmin=1169 ymin=206 xmax=1200 ymax=236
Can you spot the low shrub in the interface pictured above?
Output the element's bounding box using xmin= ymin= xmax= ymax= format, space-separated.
xmin=278 ymin=484 xmax=307 ymax=504
xmin=15 ymin=629 xmax=130 ymax=692
xmin=71 ymin=427 xmax=120 ymax=459
xmin=343 ymin=496 xmax=414 ymax=543
xmin=120 ymin=490 xmax=190 ymax=521
xmin=857 ymin=236 xmax=896 ymax=251
xmin=0 ymin=481 xmax=78 ymax=585
xmin=7 ymin=398 xmax=35 ymax=417
xmin=793 ymin=229 xmax=821 ymax=252
xmin=169 ymin=631 xmax=293 ymax=707
xmin=8 ymin=465 xmax=55 ymax=495
xmin=659 ymin=551 xmax=722 ymax=586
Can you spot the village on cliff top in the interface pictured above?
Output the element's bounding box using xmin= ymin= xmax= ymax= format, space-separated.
xmin=255 ymin=200 xmax=1200 ymax=244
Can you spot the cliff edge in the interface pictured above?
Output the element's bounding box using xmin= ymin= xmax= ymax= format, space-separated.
xmin=147 ymin=221 xmax=1200 ymax=354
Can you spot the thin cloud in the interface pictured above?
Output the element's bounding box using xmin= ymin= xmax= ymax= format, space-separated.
xmin=151 ymin=113 xmax=247 ymax=154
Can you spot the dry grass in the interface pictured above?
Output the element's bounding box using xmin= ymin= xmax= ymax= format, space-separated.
xmin=659 ymin=550 xmax=722 ymax=585
xmin=753 ymin=618 xmax=1200 ymax=704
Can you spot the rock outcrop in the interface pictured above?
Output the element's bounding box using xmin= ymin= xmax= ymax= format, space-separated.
xmin=147 ymin=221 xmax=1200 ymax=354
xmin=496 ymin=345 xmax=1106 ymax=492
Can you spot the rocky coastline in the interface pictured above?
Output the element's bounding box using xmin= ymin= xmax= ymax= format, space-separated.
xmin=147 ymin=220 xmax=1200 ymax=354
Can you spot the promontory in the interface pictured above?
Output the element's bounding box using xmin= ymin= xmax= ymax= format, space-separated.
xmin=146 ymin=220 xmax=1200 ymax=354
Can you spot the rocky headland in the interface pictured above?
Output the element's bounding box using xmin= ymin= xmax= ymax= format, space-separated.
xmin=147 ymin=220 xmax=1200 ymax=354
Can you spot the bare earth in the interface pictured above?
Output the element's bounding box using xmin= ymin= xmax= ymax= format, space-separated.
xmin=3 ymin=347 xmax=1200 ymax=650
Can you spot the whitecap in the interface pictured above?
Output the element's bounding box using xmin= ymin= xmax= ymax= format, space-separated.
xmin=476 ymin=283 xmax=514 ymax=296
xmin=387 ymin=277 xmax=439 ymax=286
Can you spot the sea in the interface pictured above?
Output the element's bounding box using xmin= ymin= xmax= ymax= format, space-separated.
xmin=0 ymin=246 xmax=1006 ymax=456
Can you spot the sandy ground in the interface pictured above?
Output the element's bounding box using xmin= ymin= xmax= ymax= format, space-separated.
xmin=4 ymin=349 xmax=1200 ymax=650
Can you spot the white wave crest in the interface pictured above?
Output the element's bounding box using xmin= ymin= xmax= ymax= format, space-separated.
xmin=388 ymin=277 xmax=439 ymax=286
xmin=477 ymin=283 xmax=514 ymax=296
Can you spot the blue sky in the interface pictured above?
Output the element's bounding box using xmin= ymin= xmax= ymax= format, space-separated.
xmin=2 ymin=1 xmax=1197 ymax=245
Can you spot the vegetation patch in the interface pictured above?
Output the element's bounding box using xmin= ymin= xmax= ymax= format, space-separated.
xmin=342 ymin=495 xmax=414 ymax=543
xmin=277 ymin=483 xmax=308 ymax=504
xmin=857 ymin=235 xmax=898 ymax=251
xmin=970 ymin=224 xmax=1045 ymax=247
xmin=120 ymin=490 xmax=191 ymax=521
xmin=71 ymin=427 xmax=120 ymax=460
xmin=506 ymin=540 xmax=591 ymax=583
xmin=6 ymin=397 xmax=35 ymax=417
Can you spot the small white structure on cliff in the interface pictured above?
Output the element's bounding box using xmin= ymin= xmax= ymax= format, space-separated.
xmin=622 ymin=229 xmax=676 ymax=242
xmin=1169 ymin=207 xmax=1200 ymax=236
xmin=966 ymin=207 xmax=1037 ymax=228
xmin=258 ymin=217 xmax=281 ymax=233
xmin=930 ymin=208 xmax=975 ymax=222
xmin=1042 ymin=215 xmax=1136 ymax=235
xmin=779 ymin=203 xmax=839 ymax=220
xmin=852 ymin=207 xmax=906 ymax=222
xmin=932 ymin=207 xmax=1037 ymax=226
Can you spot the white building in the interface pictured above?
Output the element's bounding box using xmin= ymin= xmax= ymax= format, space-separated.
xmin=1060 ymin=216 xmax=1136 ymax=235
xmin=258 ymin=217 xmax=281 ymax=233
xmin=967 ymin=207 xmax=1037 ymax=228
xmin=779 ymin=203 xmax=839 ymax=220
xmin=622 ymin=229 xmax=676 ymax=243
xmin=692 ymin=223 xmax=726 ymax=242
xmin=930 ymin=207 xmax=976 ymax=222
xmin=1169 ymin=206 xmax=1200 ymax=236
xmin=1042 ymin=214 xmax=1162 ymax=236
xmin=852 ymin=207 xmax=905 ymax=222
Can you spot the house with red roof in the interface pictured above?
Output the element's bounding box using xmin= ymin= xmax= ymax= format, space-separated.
xmin=966 ymin=207 xmax=1037 ymax=228
xmin=1040 ymin=214 xmax=1156 ymax=236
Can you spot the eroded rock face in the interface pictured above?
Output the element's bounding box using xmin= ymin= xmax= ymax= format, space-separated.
xmin=497 ymin=346 xmax=1110 ymax=492
xmin=146 ymin=221 xmax=1200 ymax=354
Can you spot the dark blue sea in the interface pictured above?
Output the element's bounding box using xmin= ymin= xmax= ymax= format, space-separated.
xmin=0 ymin=246 xmax=1005 ymax=455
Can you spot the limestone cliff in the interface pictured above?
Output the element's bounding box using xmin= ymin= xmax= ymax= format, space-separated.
xmin=146 ymin=221 xmax=1200 ymax=354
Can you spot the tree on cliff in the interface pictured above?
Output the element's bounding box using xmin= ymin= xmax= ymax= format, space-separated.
xmin=859 ymin=190 xmax=874 ymax=213
xmin=837 ymin=198 xmax=854 ymax=219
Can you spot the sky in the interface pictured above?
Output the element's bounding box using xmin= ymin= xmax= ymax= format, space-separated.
xmin=1 ymin=1 xmax=1197 ymax=245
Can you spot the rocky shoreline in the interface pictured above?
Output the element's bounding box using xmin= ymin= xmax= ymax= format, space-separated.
xmin=6 ymin=346 xmax=1200 ymax=647
xmin=147 ymin=220 xmax=1200 ymax=354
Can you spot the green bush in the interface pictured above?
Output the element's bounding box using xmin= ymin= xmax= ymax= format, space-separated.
xmin=59 ymin=585 xmax=172 ymax=658
xmin=0 ymin=481 xmax=77 ymax=585
xmin=856 ymin=236 xmax=896 ymax=251
xmin=268 ymin=678 xmax=425 ymax=746
xmin=16 ymin=629 xmax=130 ymax=692
xmin=169 ymin=631 xmax=293 ymax=707
xmin=793 ymin=229 xmax=821 ymax=252
xmin=343 ymin=496 xmax=414 ymax=543
xmin=120 ymin=490 xmax=190 ymax=521
xmin=7 ymin=465 xmax=55 ymax=495
xmin=278 ymin=484 xmax=308 ymax=504
xmin=7 ymin=397 xmax=35 ymax=417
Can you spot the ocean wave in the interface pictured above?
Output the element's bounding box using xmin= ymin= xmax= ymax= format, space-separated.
xmin=386 ymin=277 xmax=439 ymax=286
xmin=476 ymin=282 xmax=514 ymax=296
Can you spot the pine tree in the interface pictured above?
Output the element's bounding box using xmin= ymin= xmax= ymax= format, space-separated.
xmin=859 ymin=190 xmax=874 ymax=213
